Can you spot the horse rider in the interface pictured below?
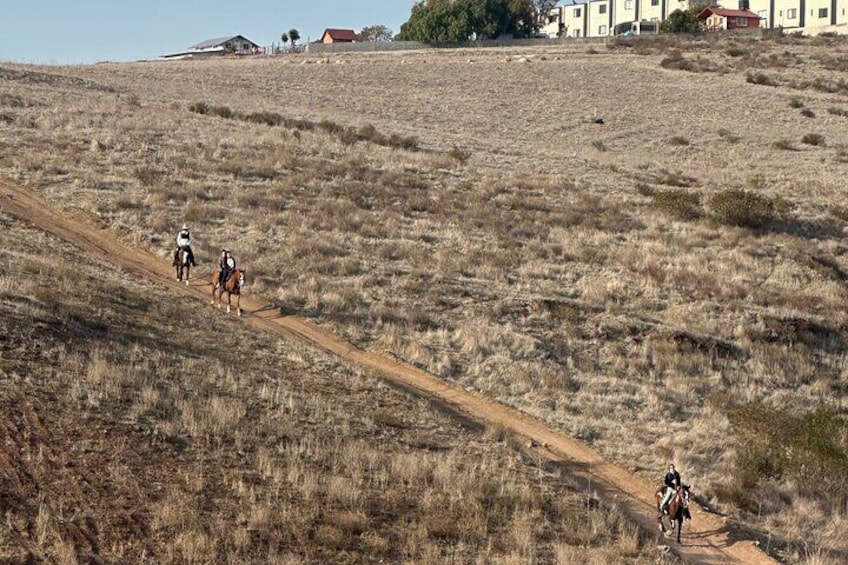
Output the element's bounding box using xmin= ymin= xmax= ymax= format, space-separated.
xmin=174 ymin=224 xmax=197 ymax=267
xmin=218 ymin=248 xmax=236 ymax=288
xmin=660 ymin=463 xmax=686 ymax=514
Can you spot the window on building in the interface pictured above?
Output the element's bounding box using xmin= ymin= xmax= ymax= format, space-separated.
xmin=758 ymin=9 xmax=767 ymax=18
xmin=599 ymin=25 xmax=608 ymax=34
xmin=818 ymin=7 xmax=828 ymax=17
xmin=574 ymin=8 xmax=582 ymax=17
xmin=573 ymin=29 xmax=581 ymax=37
xmin=786 ymin=8 xmax=796 ymax=18
xmin=651 ymin=0 xmax=659 ymax=5
xmin=625 ymin=0 xmax=633 ymax=9
xmin=735 ymin=16 xmax=748 ymax=26
xmin=599 ymin=4 xmax=607 ymax=14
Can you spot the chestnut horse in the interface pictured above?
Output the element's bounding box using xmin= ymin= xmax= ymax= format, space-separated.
xmin=211 ymin=268 xmax=245 ymax=316
xmin=175 ymin=247 xmax=191 ymax=284
xmin=655 ymin=486 xmax=691 ymax=544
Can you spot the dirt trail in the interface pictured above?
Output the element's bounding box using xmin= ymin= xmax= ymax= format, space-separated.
xmin=1 ymin=180 xmax=779 ymax=565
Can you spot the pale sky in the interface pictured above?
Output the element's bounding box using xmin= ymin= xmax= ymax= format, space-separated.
xmin=1 ymin=1 xmax=418 ymax=65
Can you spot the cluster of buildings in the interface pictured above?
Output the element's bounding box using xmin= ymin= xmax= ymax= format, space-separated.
xmin=540 ymin=0 xmax=848 ymax=37
xmin=160 ymin=28 xmax=358 ymax=60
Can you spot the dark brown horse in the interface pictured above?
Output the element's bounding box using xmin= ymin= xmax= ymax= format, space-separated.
xmin=655 ymin=486 xmax=691 ymax=544
xmin=175 ymin=246 xmax=191 ymax=284
xmin=211 ymin=267 xmax=245 ymax=316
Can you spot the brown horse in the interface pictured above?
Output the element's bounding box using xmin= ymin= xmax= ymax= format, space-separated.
xmin=655 ymin=486 xmax=691 ymax=544
xmin=175 ymin=246 xmax=191 ymax=284
xmin=211 ymin=267 xmax=245 ymax=316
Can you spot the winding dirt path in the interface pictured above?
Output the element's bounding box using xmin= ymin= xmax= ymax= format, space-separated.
xmin=1 ymin=179 xmax=780 ymax=565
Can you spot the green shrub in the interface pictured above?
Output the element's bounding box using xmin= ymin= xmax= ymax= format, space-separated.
xmin=668 ymin=136 xmax=690 ymax=146
xmin=828 ymin=107 xmax=848 ymax=118
xmin=209 ymin=105 xmax=234 ymax=119
xmin=726 ymin=47 xmax=748 ymax=58
xmin=652 ymin=189 xmax=703 ymax=220
xmin=800 ymin=108 xmax=816 ymax=118
xmin=788 ymin=96 xmax=804 ymax=108
xmin=188 ymin=101 xmax=209 ymax=115
xmin=728 ymin=403 xmax=848 ymax=509
xmin=709 ymin=189 xmax=780 ymax=229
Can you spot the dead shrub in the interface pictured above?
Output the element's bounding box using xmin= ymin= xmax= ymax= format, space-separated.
xmin=448 ymin=145 xmax=472 ymax=163
xmin=801 ymin=132 xmax=825 ymax=146
xmin=357 ymin=123 xmax=385 ymax=145
xmin=746 ymin=72 xmax=778 ymax=86
xmin=772 ymin=139 xmax=796 ymax=151
xmin=133 ymin=166 xmax=164 ymax=187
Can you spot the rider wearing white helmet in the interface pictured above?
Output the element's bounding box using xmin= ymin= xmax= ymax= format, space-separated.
xmin=174 ymin=224 xmax=196 ymax=267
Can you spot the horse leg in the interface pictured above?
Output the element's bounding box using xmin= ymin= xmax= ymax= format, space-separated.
xmin=676 ymin=516 xmax=683 ymax=544
xmin=184 ymin=264 xmax=190 ymax=285
xmin=236 ymin=293 xmax=241 ymax=317
xmin=226 ymin=291 xmax=231 ymax=314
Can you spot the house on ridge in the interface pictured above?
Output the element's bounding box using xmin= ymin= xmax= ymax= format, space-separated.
xmin=320 ymin=28 xmax=357 ymax=44
xmin=697 ymin=7 xmax=762 ymax=31
xmin=160 ymin=35 xmax=261 ymax=60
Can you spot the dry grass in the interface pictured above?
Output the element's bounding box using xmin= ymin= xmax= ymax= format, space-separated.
xmin=2 ymin=34 xmax=848 ymax=563
xmin=0 ymin=219 xmax=669 ymax=563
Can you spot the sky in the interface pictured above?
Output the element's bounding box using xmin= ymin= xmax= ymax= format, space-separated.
xmin=1 ymin=0 xmax=418 ymax=65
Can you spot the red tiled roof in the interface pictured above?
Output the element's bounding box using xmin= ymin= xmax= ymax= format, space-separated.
xmin=322 ymin=28 xmax=357 ymax=41
xmin=698 ymin=7 xmax=761 ymax=18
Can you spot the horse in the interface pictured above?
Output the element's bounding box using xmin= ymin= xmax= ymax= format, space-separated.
xmin=211 ymin=267 xmax=245 ymax=316
xmin=655 ymin=485 xmax=691 ymax=544
xmin=175 ymin=246 xmax=191 ymax=284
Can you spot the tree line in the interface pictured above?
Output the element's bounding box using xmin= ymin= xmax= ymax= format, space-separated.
xmin=278 ymin=0 xmax=702 ymax=50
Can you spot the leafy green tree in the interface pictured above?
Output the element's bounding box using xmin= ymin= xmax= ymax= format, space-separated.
xmin=281 ymin=32 xmax=289 ymax=44
xmin=358 ymin=24 xmax=394 ymax=42
xmin=397 ymin=0 xmax=536 ymax=42
xmin=660 ymin=6 xmax=704 ymax=33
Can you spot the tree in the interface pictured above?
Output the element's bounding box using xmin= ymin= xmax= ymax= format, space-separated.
xmin=358 ymin=24 xmax=394 ymax=42
xmin=288 ymin=28 xmax=301 ymax=48
xmin=660 ymin=6 xmax=704 ymax=33
xmin=396 ymin=0 xmax=536 ymax=43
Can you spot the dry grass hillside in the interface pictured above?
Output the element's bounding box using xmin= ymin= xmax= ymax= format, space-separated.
xmin=0 ymin=214 xmax=663 ymax=562
xmin=1 ymin=32 xmax=848 ymax=563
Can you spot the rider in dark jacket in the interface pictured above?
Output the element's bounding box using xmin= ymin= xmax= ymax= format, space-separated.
xmin=661 ymin=463 xmax=683 ymax=514
xmin=218 ymin=249 xmax=236 ymax=288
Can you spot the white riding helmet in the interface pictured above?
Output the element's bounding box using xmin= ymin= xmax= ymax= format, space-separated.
xmin=181 ymin=224 xmax=189 ymax=230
